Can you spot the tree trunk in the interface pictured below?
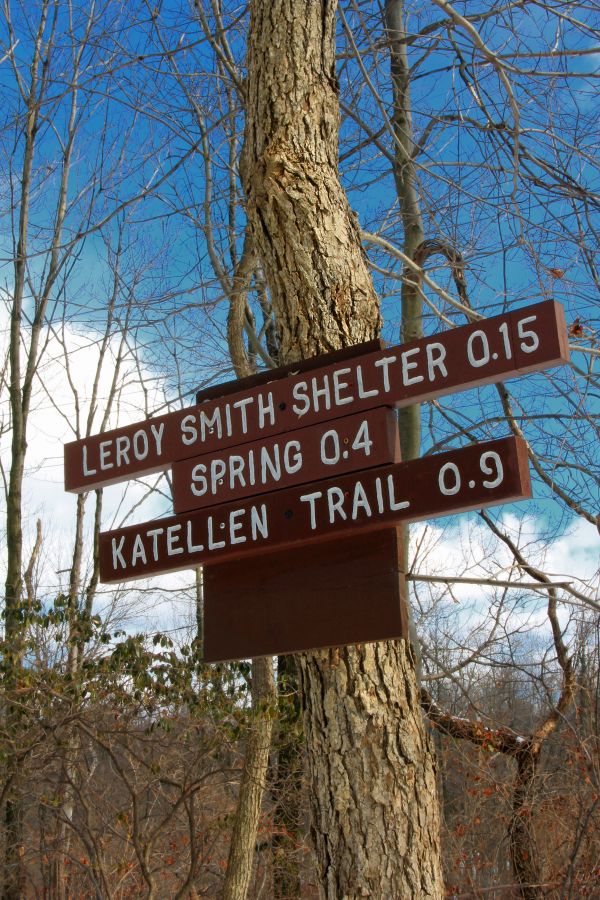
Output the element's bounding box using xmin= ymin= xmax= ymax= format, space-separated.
xmin=299 ymin=643 xmax=442 ymax=897
xmin=272 ymin=654 xmax=303 ymax=899
xmin=384 ymin=0 xmax=425 ymax=463
xmin=241 ymin=2 xmax=443 ymax=896
xmin=240 ymin=0 xmax=381 ymax=363
xmin=222 ymin=657 xmax=276 ymax=900
xmin=2 ymin=8 xmax=49 ymax=894
xmin=510 ymin=751 xmax=542 ymax=899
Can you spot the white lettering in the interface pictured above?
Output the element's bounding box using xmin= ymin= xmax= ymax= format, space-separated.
xmin=374 ymin=355 xmax=396 ymax=393
xmin=191 ymin=463 xmax=208 ymax=497
xmin=233 ymin=396 xmax=254 ymax=433
xmin=133 ymin=430 xmax=149 ymax=461
xmin=300 ymin=491 xmax=322 ymax=530
xmin=99 ymin=440 xmax=113 ymax=470
xmin=284 ymin=440 xmax=302 ymax=475
xmin=333 ymin=368 xmax=353 ymax=406
xmin=311 ymin=374 xmax=331 ymax=412
xmin=210 ymin=458 xmax=227 ymax=494
xmin=224 ymin=402 xmax=233 ymax=436
xmin=112 ymin=536 xmax=126 ymax=569
xmin=207 ymin=517 xmax=225 ymax=550
xmin=248 ymin=449 xmax=256 ymax=486
xmin=82 ymin=445 xmax=97 ymax=477
xmin=320 ymin=429 xmax=340 ymax=465
xmin=150 ymin=422 xmax=165 ymax=456
xmin=180 ymin=413 xmax=197 ymax=446
xmin=401 ymin=347 xmax=424 ymax=386
xmin=186 ymin=520 xmax=204 ymax=553
xmin=352 ymin=481 xmax=372 ymax=519
xmin=199 ymin=407 xmax=222 ymax=442
xmin=229 ymin=509 xmax=247 ymax=545
xmin=131 ymin=534 xmax=147 ymax=566
xmin=261 ymin=445 xmax=281 ymax=483
xmin=258 ymin=392 xmax=275 ymax=428
xmin=467 ymin=330 xmax=490 ymax=368
xmin=229 ymin=455 xmax=246 ymax=490
xmin=327 ymin=487 xmax=347 ymax=523
xmin=356 ymin=364 xmax=379 ymax=399
xmin=166 ymin=524 xmax=184 ymax=556
xmin=426 ymin=342 xmax=448 ymax=381
xmin=375 ymin=476 xmax=384 ymax=513
xmin=387 ymin=474 xmax=410 ymax=512
xmin=292 ymin=381 xmax=310 ymax=417
xmin=517 ymin=315 xmax=539 ymax=353
xmin=146 ymin=527 xmax=164 ymax=561
xmin=115 ymin=435 xmax=130 ymax=467
xmin=250 ymin=504 xmax=269 ymax=540
xmin=352 ymin=420 xmax=372 ymax=457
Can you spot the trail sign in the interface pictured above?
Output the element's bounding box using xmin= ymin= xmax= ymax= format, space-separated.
xmin=64 ymin=300 xmax=568 ymax=493
xmin=64 ymin=300 xmax=571 ymax=661
xmin=172 ymin=407 xmax=400 ymax=512
xmin=98 ymin=436 xmax=530 ymax=583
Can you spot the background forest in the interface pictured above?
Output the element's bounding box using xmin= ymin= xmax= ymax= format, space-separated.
xmin=0 ymin=0 xmax=598 ymax=897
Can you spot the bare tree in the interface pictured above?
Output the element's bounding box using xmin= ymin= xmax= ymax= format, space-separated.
xmin=0 ymin=2 xmax=205 ymax=892
xmin=1 ymin=1 xmax=598 ymax=896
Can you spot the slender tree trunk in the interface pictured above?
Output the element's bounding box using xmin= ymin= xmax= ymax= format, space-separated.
xmin=221 ymin=224 xmax=277 ymax=900
xmin=272 ymin=654 xmax=302 ymax=899
xmin=3 ymin=8 xmax=50 ymax=893
xmin=241 ymin=2 xmax=443 ymax=896
xmin=221 ymin=657 xmax=276 ymax=900
xmin=195 ymin=567 xmax=204 ymax=656
xmin=385 ymin=0 xmax=425 ymax=463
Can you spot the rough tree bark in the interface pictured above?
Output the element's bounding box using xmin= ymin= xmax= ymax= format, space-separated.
xmin=240 ymin=2 xmax=444 ymax=896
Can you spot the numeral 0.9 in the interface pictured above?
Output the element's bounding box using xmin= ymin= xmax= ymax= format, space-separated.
xmin=438 ymin=450 xmax=504 ymax=496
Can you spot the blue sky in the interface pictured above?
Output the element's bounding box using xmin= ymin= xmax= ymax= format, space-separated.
xmin=0 ymin=1 xmax=597 ymax=647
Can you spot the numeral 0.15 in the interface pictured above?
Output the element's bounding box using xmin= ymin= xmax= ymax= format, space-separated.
xmin=466 ymin=315 xmax=540 ymax=368
xmin=438 ymin=450 xmax=504 ymax=496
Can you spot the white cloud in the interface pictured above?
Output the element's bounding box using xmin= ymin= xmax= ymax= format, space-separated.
xmin=0 ymin=299 xmax=197 ymax=637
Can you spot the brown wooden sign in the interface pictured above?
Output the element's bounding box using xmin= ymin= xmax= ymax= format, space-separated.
xmin=172 ymin=407 xmax=400 ymax=513
xmin=65 ymin=301 xmax=569 ymax=493
xmin=203 ymin=528 xmax=408 ymax=663
xmin=98 ymin=435 xmax=530 ymax=583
